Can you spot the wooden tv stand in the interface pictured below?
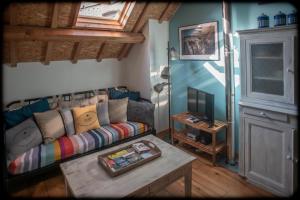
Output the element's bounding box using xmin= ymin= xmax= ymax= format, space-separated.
xmin=171 ymin=112 xmax=228 ymax=166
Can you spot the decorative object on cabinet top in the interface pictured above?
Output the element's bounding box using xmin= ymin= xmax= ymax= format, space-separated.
xmin=257 ymin=13 xmax=269 ymax=28
xmin=287 ymin=10 xmax=297 ymax=25
xmin=274 ymin=11 xmax=286 ymax=26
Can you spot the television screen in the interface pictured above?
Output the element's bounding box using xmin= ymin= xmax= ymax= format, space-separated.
xmin=187 ymin=87 xmax=214 ymax=126
xmin=187 ymin=87 xmax=198 ymax=114
xmin=197 ymin=91 xmax=206 ymax=117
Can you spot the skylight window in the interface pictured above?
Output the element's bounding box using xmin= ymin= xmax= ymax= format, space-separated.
xmin=79 ymin=1 xmax=126 ymax=20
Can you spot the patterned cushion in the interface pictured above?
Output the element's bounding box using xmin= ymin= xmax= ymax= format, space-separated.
xmin=58 ymin=95 xmax=108 ymax=109
xmin=72 ymin=105 xmax=100 ymax=134
xmin=81 ymin=95 xmax=108 ymax=106
xmin=109 ymin=88 xmax=140 ymax=101
xmin=5 ymin=118 xmax=43 ymax=161
xmin=7 ymin=122 xmax=149 ymax=175
xmin=4 ymin=98 xmax=50 ymax=129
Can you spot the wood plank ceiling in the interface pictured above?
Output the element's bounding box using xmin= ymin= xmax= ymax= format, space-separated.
xmin=3 ymin=2 xmax=181 ymax=66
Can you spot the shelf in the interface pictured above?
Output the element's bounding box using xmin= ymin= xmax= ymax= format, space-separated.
xmin=171 ymin=112 xmax=227 ymax=134
xmin=173 ymin=131 xmax=226 ymax=155
xmin=253 ymin=56 xmax=283 ymax=60
xmin=253 ymin=76 xmax=283 ymax=81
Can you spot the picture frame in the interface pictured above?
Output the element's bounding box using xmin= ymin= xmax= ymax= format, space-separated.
xmin=179 ymin=21 xmax=219 ymax=60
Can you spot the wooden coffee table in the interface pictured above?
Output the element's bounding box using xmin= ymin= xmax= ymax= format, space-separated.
xmin=60 ymin=134 xmax=196 ymax=197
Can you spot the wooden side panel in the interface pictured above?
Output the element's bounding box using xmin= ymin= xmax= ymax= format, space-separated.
xmin=16 ymin=41 xmax=46 ymax=62
xmin=101 ymin=43 xmax=123 ymax=58
xmin=78 ymin=41 xmax=102 ymax=59
xmin=57 ymin=3 xmax=74 ymax=27
xmin=123 ymin=2 xmax=147 ymax=32
xmin=14 ymin=3 xmax=52 ymax=27
xmin=3 ymin=42 xmax=10 ymax=63
xmin=50 ymin=41 xmax=74 ymax=61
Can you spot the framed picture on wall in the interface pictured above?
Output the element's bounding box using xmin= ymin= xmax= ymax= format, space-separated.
xmin=179 ymin=21 xmax=219 ymax=60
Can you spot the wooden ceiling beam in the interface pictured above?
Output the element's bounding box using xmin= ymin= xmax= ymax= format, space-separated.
xmin=159 ymin=2 xmax=171 ymax=23
xmin=120 ymin=2 xmax=180 ymax=59
xmin=160 ymin=3 xmax=181 ymax=22
xmin=44 ymin=3 xmax=59 ymax=65
xmin=71 ymin=42 xmax=82 ymax=64
xmin=71 ymin=2 xmax=81 ymax=27
xmin=51 ymin=3 xmax=59 ymax=28
xmin=5 ymin=26 xmax=145 ymax=43
xmin=117 ymin=3 xmax=149 ymax=60
xmin=96 ymin=43 xmax=105 ymax=62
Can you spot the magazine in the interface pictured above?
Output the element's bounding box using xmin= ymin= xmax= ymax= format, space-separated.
xmin=132 ymin=142 xmax=150 ymax=153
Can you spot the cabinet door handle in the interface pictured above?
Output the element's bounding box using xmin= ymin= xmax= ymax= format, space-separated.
xmin=259 ymin=112 xmax=266 ymax=117
xmin=287 ymin=68 xmax=294 ymax=73
xmin=286 ymin=155 xmax=292 ymax=160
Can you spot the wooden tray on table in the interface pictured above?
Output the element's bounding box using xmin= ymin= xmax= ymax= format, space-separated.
xmin=98 ymin=140 xmax=161 ymax=177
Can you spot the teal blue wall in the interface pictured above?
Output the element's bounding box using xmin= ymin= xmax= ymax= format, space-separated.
xmin=169 ymin=2 xmax=296 ymax=156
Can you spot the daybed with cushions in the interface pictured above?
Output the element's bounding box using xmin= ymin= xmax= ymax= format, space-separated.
xmin=3 ymin=87 xmax=155 ymax=191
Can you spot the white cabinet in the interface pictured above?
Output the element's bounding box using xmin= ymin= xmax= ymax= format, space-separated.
xmin=238 ymin=25 xmax=298 ymax=197
xmin=239 ymin=25 xmax=297 ymax=115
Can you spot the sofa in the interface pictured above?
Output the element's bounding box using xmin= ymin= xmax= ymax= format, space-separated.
xmin=3 ymin=86 xmax=155 ymax=192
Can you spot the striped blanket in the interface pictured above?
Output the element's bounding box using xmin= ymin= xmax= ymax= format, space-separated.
xmin=8 ymin=121 xmax=148 ymax=175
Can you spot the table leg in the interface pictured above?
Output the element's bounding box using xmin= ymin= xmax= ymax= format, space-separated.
xmin=171 ymin=119 xmax=174 ymax=144
xmin=65 ymin=178 xmax=70 ymax=197
xmin=225 ymin=128 xmax=228 ymax=164
xmin=212 ymin=133 xmax=216 ymax=166
xmin=185 ymin=164 xmax=192 ymax=197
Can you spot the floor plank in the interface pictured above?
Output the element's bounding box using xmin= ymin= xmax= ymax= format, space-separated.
xmin=9 ymin=140 xmax=274 ymax=198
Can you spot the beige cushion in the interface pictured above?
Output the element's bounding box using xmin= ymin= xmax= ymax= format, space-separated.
xmin=34 ymin=110 xmax=65 ymax=144
xmin=72 ymin=104 xmax=100 ymax=134
xmin=108 ymin=97 xmax=128 ymax=123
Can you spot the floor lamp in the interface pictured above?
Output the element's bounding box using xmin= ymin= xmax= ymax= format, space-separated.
xmin=153 ymin=42 xmax=178 ymax=136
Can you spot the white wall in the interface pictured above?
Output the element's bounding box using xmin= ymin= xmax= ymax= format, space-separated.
xmin=123 ymin=19 xmax=169 ymax=133
xmin=122 ymin=22 xmax=151 ymax=100
xmin=3 ymin=19 xmax=170 ymax=133
xmin=149 ymin=20 xmax=169 ymax=133
xmin=3 ymin=59 xmax=123 ymax=105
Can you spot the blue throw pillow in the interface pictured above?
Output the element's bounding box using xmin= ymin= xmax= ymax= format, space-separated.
xmin=4 ymin=98 xmax=50 ymax=129
xmin=109 ymin=88 xmax=140 ymax=101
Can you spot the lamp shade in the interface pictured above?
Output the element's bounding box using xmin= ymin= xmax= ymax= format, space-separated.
xmin=161 ymin=66 xmax=169 ymax=79
xmin=153 ymin=82 xmax=168 ymax=93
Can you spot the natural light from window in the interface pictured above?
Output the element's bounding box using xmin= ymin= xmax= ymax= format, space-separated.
xmin=79 ymin=1 xmax=126 ymax=20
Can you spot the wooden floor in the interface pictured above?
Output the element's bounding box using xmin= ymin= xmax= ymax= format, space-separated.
xmin=10 ymin=138 xmax=273 ymax=198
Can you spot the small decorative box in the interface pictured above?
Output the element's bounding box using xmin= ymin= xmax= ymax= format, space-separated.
xmin=274 ymin=11 xmax=286 ymax=26
xmin=287 ymin=10 xmax=297 ymax=25
xmin=257 ymin=13 xmax=269 ymax=28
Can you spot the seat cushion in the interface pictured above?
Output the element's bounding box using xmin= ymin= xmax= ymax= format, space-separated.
xmin=7 ymin=122 xmax=149 ymax=175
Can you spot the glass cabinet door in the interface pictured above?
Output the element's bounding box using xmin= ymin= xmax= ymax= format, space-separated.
xmin=251 ymin=43 xmax=284 ymax=96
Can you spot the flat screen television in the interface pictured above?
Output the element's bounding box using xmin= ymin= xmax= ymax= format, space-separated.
xmin=187 ymin=87 xmax=214 ymax=127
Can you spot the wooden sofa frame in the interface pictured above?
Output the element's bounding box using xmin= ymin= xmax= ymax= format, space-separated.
xmin=3 ymin=86 xmax=156 ymax=193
